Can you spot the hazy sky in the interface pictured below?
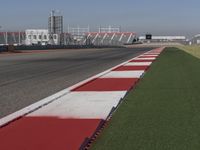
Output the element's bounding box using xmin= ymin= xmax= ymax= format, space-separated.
xmin=0 ymin=0 xmax=199 ymax=37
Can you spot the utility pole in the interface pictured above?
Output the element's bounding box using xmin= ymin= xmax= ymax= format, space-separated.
xmin=0 ymin=26 xmax=2 ymax=45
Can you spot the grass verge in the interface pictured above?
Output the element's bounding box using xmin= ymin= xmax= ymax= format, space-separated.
xmin=91 ymin=47 xmax=200 ymax=150
xmin=177 ymin=45 xmax=200 ymax=59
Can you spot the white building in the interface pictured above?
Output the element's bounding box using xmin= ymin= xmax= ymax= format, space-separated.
xmin=189 ymin=34 xmax=200 ymax=45
xmin=139 ymin=36 xmax=186 ymax=41
xmin=25 ymin=29 xmax=59 ymax=45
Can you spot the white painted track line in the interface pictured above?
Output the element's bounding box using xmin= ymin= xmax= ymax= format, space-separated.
xmin=0 ymin=89 xmax=70 ymax=127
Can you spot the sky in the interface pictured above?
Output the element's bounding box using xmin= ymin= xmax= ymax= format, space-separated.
xmin=0 ymin=0 xmax=200 ymax=37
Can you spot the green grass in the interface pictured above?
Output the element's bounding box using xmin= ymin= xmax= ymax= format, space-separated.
xmin=92 ymin=47 xmax=200 ymax=150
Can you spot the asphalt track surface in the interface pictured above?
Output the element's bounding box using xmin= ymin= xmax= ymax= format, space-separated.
xmin=0 ymin=47 xmax=153 ymax=118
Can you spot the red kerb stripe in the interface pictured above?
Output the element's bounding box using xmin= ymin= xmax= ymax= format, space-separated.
xmin=113 ymin=66 xmax=149 ymax=71
xmin=72 ymin=78 xmax=139 ymax=91
xmin=0 ymin=117 xmax=101 ymax=150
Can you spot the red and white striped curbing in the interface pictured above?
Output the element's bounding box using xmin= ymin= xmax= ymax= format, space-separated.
xmin=124 ymin=62 xmax=153 ymax=66
xmin=0 ymin=47 xmax=164 ymax=150
xmin=29 ymin=91 xmax=127 ymax=119
xmin=142 ymin=54 xmax=159 ymax=57
xmin=145 ymin=52 xmax=161 ymax=55
xmin=133 ymin=57 xmax=156 ymax=60
xmin=99 ymin=71 xmax=145 ymax=78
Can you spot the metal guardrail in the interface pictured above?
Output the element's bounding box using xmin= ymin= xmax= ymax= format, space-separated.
xmin=0 ymin=45 xmax=125 ymax=53
xmin=16 ymin=45 xmax=125 ymax=50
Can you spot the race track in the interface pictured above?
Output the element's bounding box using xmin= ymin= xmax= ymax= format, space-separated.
xmin=0 ymin=47 xmax=153 ymax=118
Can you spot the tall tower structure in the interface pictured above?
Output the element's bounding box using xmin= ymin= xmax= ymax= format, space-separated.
xmin=48 ymin=10 xmax=63 ymax=45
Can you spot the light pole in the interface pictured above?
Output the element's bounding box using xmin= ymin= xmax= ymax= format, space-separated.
xmin=0 ymin=26 xmax=2 ymax=45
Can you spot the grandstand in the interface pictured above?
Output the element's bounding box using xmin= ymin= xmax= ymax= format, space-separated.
xmin=0 ymin=11 xmax=137 ymax=46
xmin=85 ymin=32 xmax=136 ymax=45
xmin=0 ymin=32 xmax=25 ymax=46
xmin=0 ymin=29 xmax=136 ymax=46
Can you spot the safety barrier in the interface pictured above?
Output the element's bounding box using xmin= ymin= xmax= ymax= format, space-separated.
xmin=15 ymin=45 xmax=124 ymax=50
xmin=0 ymin=45 xmax=124 ymax=52
xmin=0 ymin=46 xmax=7 ymax=53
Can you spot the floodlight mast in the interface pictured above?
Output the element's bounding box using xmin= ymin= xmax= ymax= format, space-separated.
xmin=50 ymin=10 xmax=55 ymax=34
xmin=48 ymin=10 xmax=63 ymax=45
xmin=49 ymin=10 xmax=62 ymax=34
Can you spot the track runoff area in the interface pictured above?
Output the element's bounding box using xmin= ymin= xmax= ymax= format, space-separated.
xmin=0 ymin=47 xmax=164 ymax=150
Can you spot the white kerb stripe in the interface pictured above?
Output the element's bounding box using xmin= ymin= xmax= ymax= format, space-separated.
xmin=125 ymin=62 xmax=152 ymax=66
xmin=100 ymin=71 xmax=144 ymax=78
xmin=29 ymin=91 xmax=127 ymax=119
xmin=141 ymin=54 xmax=159 ymax=57
xmin=134 ymin=57 xmax=156 ymax=60
xmin=145 ymin=53 xmax=160 ymax=55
